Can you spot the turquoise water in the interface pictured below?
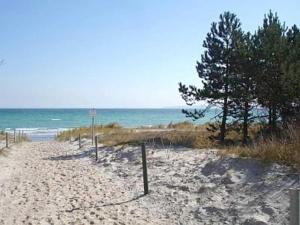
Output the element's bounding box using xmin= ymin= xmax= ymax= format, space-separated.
xmin=0 ymin=108 xmax=217 ymax=140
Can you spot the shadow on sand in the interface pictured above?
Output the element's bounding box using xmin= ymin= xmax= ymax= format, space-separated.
xmin=42 ymin=148 xmax=96 ymax=161
xmin=101 ymin=194 xmax=145 ymax=207
xmin=65 ymin=194 xmax=146 ymax=213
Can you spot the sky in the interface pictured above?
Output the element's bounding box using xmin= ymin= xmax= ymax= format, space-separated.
xmin=0 ymin=0 xmax=299 ymax=108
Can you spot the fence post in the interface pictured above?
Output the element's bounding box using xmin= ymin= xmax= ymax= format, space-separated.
xmin=14 ymin=129 xmax=16 ymax=143
xmin=18 ymin=131 xmax=21 ymax=142
xmin=78 ymin=134 xmax=81 ymax=148
xmin=290 ymin=189 xmax=300 ymax=225
xmin=95 ymin=136 xmax=98 ymax=161
xmin=141 ymin=143 xmax=149 ymax=195
xmin=92 ymin=117 xmax=95 ymax=146
xmin=6 ymin=132 xmax=8 ymax=148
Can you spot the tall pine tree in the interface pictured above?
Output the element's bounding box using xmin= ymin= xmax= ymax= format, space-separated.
xmin=283 ymin=25 xmax=300 ymax=124
xmin=255 ymin=11 xmax=288 ymax=133
xmin=230 ymin=32 xmax=257 ymax=144
xmin=179 ymin=12 xmax=242 ymax=143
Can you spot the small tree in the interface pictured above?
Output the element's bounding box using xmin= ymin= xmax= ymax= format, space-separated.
xmin=179 ymin=12 xmax=242 ymax=143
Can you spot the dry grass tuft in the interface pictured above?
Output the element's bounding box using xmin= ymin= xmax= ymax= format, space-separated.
xmin=56 ymin=123 xmax=126 ymax=141
xmin=100 ymin=129 xmax=212 ymax=149
xmin=222 ymin=125 xmax=300 ymax=167
xmin=167 ymin=121 xmax=196 ymax=130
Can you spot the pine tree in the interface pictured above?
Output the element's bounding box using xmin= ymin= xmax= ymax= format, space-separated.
xmin=179 ymin=12 xmax=242 ymax=143
xmin=230 ymin=32 xmax=257 ymax=144
xmin=283 ymin=25 xmax=300 ymax=124
xmin=254 ymin=11 xmax=288 ymax=133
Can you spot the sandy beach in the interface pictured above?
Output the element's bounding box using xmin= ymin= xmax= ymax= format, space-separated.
xmin=0 ymin=141 xmax=299 ymax=225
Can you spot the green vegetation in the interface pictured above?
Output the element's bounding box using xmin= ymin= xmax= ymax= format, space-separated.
xmin=178 ymin=11 xmax=300 ymax=167
xmin=179 ymin=11 xmax=300 ymax=144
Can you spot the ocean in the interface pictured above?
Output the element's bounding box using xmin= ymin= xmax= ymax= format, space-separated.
xmin=0 ymin=108 xmax=217 ymax=141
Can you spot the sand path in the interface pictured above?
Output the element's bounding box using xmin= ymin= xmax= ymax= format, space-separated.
xmin=0 ymin=141 xmax=299 ymax=224
xmin=0 ymin=141 xmax=152 ymax=225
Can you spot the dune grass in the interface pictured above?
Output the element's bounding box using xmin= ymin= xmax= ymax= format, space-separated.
xmin=222 ymin=125 xmax=300 ymax=167
xmin=56 ymin=123 xmax=126 ymax=141
xmin=57 ymin=122 xmax=214 ymax=148
xmin=100 ymin=129 xmax=212 ymax=149
xmin=57 ymin=121 xmax=300 ymax=167
xmin=56 ymin=121 xmax=266 ymax=148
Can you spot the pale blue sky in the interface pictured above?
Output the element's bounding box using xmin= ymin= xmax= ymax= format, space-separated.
xmin=0 ymin=0 xmax=299 ymax=108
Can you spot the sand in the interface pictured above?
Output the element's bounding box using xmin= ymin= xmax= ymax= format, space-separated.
xmin=0 ymin=140 xmax=299 ymax=225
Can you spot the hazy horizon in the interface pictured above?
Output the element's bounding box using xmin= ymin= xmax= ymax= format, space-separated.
xmin=0 ymin=104 xmax=207 ymax=109
xmin=0 ymin=0 xmax=299 ymax=108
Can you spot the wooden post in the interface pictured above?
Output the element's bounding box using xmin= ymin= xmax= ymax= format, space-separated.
xmin=6 ymin=132 xmax=8 ymax=148
xmin=78 ymin=134 xmax=81 ymax=148
xmin=290 ymin=189 xmax=300 ymax=225
xmin=141 ymin=143 xmax=149 ymax=195
xmin=95 ymin=136 xmax=98 ymax=161
xmin=90 ymin=109 xmax=96 ymax=146
xmin=18 ymin=131 xmax=21 ymax=142
xmin=92 ymin=117 xmax=95 ymax=146
xmin=14 ymin=129 xmax=16 ymax=143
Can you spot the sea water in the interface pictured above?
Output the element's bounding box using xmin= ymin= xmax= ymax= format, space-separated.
xmin=0 ymin=108 xmax=219 ymax=140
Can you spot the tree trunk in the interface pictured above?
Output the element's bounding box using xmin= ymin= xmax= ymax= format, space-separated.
xmin=242 ymin=102 xmax=249 ymax=145
xmin=268 ymin=106 xmax=272 ymax=128
xmin=271 ymin=105 xmax=277 ymax=134
xmin=220 ymin=96 xmax=228 ymax=144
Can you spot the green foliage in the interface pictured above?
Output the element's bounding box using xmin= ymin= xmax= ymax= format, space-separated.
xmin=254 ymin=11 xmax=288 ymax=132
xmin=179 ymin=11 xmax=243 ymax=143
xmin=179 ymin=10 xmax=300 ymax=144
xmin=230 ymin=32 xmax=258 ymax=144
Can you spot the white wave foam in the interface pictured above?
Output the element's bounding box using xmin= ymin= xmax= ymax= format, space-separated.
xmin=4 ymin=128 xmax=70 ymax=135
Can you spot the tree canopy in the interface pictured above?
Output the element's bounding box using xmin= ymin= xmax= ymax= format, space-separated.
xmin=179 ymin=11 xmax=300 ymax=144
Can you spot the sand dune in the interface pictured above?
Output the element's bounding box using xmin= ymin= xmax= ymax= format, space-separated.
xmin=0 ymin=141 xmax=299 ymax=224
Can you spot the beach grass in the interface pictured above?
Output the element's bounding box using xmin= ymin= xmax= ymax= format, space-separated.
xmin=57 ymin=121 xmax=300 ymax=167
xmin=100 ymin=129 xmax=212 ymax=149
xmin=222 ymin=125 xmax=300 ymax=167
xmin=56 ymin=121 xmax=264 ymax=148
xmin=57 ymin=122 xmax=214 ymax=148
xmin=56 ymin=123 xmax=125 ymax=141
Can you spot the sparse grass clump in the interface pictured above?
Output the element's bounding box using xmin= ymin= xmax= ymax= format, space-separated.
xmin=223 ymin=126 xmax=300 ymax=167
xmin=167 ymin=121 xmax=196 ymax=130
xmin=56 ymin=123 xmax=125 ymax=141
